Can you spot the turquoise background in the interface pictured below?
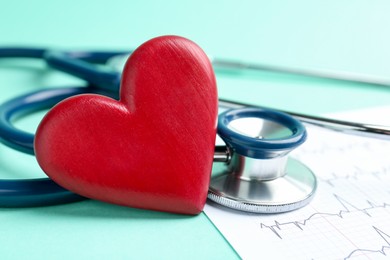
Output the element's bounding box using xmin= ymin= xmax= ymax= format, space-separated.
xmin=0 ymin=1 xmax=389 ymax=259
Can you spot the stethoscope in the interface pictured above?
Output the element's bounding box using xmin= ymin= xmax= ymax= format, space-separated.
xmin=0 ymin=47 xmax=389 ymax=214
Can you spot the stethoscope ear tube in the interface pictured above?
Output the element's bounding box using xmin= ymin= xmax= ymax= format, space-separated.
xmin=44 ymin=50 xmax=129 ymax=92
xmin=218 ymin=99 xmax=390 ymax=141
xmin=0 ymin=47 xmax=46 ymax=58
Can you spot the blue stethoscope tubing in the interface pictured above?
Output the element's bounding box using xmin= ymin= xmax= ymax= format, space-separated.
xmin=0 ymin=87 xmax=86 ymax=206
xmin=0 ymin=48 xmax=123 ymax=206
xmin=0 ymin=85 xmax=122 ymax=207
xmin=0 ymin=47 xmax=389 ymax=208
xmin=45 ymin=49 xmax=126 ymax=92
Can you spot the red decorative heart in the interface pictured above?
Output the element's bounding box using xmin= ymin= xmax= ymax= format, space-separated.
xmin=34 ymin=36 xmax=218 ymax=214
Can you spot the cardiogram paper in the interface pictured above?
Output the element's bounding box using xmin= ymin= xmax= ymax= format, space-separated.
xmin=204 ymin=106 xmax=390 ymax=260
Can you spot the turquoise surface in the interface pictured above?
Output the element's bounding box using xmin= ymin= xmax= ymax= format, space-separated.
xmin=1 ymin=1 xmax=389 ymax=259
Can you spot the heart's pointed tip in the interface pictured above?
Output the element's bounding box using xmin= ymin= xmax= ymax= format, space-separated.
xmin=156 ymin=203 xmax=205 ymax=215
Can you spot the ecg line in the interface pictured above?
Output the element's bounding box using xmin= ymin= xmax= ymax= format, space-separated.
xmin=344 ymin=226 xmax=390 ymax=259
xmin=297 ymin=139 xmax=382 ymax=156
xmin=260 ymin=194 xmax=390 ymax=239
xmin=317 ymin=165 xmax=390 ymax=187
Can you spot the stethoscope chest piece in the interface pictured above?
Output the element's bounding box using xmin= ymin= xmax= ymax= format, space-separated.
xmin=208 ymin=108 xmax=317 ymax=213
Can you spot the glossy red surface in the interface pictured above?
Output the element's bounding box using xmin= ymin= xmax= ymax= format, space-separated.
xmin=34 ymin=36 xmax=218 ymax=214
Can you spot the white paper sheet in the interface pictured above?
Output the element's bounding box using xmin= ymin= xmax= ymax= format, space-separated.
xmin=205 ymin=106 xmax=390 ymax=260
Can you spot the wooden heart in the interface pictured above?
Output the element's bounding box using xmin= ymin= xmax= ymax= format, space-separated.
xmin=34 ymin=36 xmax=218 ymax=214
